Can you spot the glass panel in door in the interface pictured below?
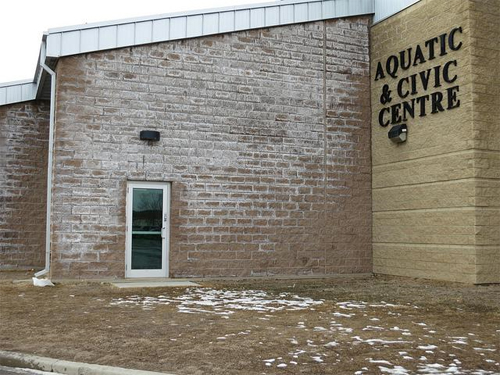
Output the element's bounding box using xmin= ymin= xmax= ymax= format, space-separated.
xmin=131 ymin=188 xmax=163 ymax=270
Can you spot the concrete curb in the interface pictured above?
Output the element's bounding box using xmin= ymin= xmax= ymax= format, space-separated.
xmin=0 ymin=351 xmax=175 ymax=375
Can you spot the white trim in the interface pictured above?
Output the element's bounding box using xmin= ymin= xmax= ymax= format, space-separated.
xmin=34 ymin=43 xmax=57 ymax=278
xmin=45 ymin=0 xmax=375 ymax=58
xmin=0 ymin=81 xmax=37 ymax=106
xmin=46 ymin=0 xmax=353 ymax=33
xmin=126 ymin=181 xmax=171 ymax=278
xmin=0 ymin=79 xmax=36 ymax=87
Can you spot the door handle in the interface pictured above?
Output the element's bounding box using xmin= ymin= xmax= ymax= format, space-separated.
xmin=161 ymin=227 xmax=166 ymax=239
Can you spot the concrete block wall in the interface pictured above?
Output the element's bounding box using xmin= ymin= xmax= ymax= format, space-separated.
xmin=0 ymin=101 xmax=50 ymax=269
xmin=469 ymin=0 xmax=500 ymax=283
xmin=371 ymin=0 xmax=499 ymax=283
xmin=49 ymin=17 xmax=372 ymax=278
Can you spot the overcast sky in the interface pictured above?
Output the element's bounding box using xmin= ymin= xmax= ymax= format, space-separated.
xmin=0 ymin=0 xmax=269 ymax=83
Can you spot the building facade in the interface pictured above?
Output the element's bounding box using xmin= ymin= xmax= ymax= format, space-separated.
xmin=0 ymin=0 xmax=498 ymax=282
xmin=371 ymin=0 xmax=499 ymax=283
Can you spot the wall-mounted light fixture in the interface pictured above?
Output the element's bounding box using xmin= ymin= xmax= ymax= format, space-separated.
xmin=388 ymin=124 xmax=407 ymax=143
xmin=140 ymin=130 xmax=160 ymax=142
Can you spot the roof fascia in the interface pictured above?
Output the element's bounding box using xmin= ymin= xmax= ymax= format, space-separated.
xmin=46 ymin=0 xmax=335 ymax=33
xmin=0 ymin=80 xmax=37 ymax=106
xmin=45 ymin=0 xmax=375 ymax=58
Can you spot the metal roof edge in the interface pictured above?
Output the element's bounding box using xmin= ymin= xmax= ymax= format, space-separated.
xmin=0 ymin=81 xmax=38 ymax=106
xmin=0 ymin=79 xmax=36 ymax=88
xmin=47 ymin=0 xmax=296 ymax=33
xmin=46 ymin=0 xmax=368 ymax=33
xmin=45 ymin=0 xmax=375 ymax=58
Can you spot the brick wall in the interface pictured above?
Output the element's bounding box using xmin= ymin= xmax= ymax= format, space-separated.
xmin=0 ymin=101 xmax=49 ymax=269
xmin=50 ymin=17 xmax=372 ymax=279
xmin=371 ymin=0 xmax=499 ymax=283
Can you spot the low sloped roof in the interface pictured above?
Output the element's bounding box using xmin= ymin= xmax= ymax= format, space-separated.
xmin=1 ymin=0 xmax=377 ymax=106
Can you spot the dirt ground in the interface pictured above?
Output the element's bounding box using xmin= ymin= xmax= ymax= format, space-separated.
xmin=0 ymin=273 xmax=499 ymax=374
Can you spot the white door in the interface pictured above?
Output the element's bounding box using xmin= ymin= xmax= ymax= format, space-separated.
xmin=126 ymin=182 xmax=170 ymax=278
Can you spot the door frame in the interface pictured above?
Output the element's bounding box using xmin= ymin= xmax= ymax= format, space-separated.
xmin=125 ymin=181 xmax=170 ymax=278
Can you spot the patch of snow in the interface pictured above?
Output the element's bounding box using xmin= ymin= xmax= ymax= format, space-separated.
xmin=314 ymin=326 xmax=327 ymax=331
xmin=363 ymin=325 xmax=385 ymax=331
xmin=337 ymin=301 xmax=367 ymax=310
xmin=333 ymin=312 xmax=355 ymax=318
xmin=424 ymin=363 xmax=445 ymax=369
xmin=388 ymin=312 xmax=402 ymax=316
xmin=418 ymin=345 xmax=437 ymax=350
xmin=353 ymin=336 xmax=412 ymax=345
xmin=450 ymin=337 xmax=468 ymax=345
xmin=110 ymin=288 xmax=323 ymax=315
xmin=369 ymin=303 xmax=399 ymax=308
xmin=445 ymin=365 xmax=460 ymax=374
xmin=369 ymin=359 xmax=392 ymax=365
xmin=32 ymin=277 xmax=54 ymax=287
xmin=414 ymin=363 xmax=498 ymax=375
xmin=324 ymin=341 xmax=339 ymax=347
xmin=338 ymin=327 xmax=353 ymax=333
xmin=290 ymin=349 xmax=306 ymax=358
xmin=307 ymin=340 xmax=317 ymax=347
xmin=378 ymin=365 xmax=410 ymax=374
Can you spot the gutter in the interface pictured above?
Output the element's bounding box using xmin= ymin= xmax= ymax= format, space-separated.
xmin=35 ymin=41 xmax=56 ymax=278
